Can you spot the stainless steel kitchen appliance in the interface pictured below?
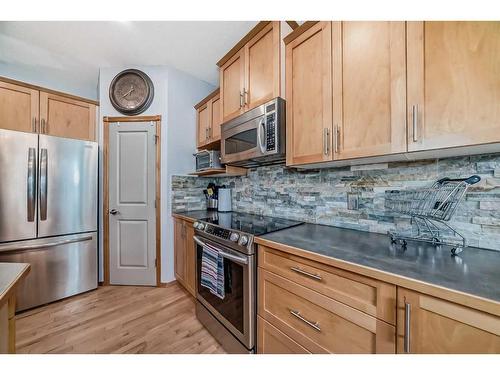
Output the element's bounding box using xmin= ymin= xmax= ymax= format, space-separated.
xmin=194 ymin=149 xmax=222 ymax=172
xmin=0 ymin=129 xmax=98 ymax=312
xmin=193 ymin=212 xmax=302 ymax=353
xmin=221 ymin=97 xmax=285 ymax=167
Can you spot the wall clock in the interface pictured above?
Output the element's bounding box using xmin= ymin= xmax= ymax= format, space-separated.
xmin=109 ymin=69 xmax=154 ymax=115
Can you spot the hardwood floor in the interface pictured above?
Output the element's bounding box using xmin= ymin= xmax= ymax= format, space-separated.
xmin=15 ymin=282 xmax=226 ymax=354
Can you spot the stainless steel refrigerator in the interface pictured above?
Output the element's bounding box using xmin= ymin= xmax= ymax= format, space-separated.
xmin=0 ymin=129 xmax=98 ymax=312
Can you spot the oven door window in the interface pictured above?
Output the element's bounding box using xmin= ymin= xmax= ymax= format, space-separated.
xmin=224 ymin=128 xmax=257 ymax=155
xmin=197 ymin=244 xmax=245 ymax=334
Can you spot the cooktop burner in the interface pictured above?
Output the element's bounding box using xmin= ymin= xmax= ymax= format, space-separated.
xmin=199 ymin=211 xmax=303 ymax=236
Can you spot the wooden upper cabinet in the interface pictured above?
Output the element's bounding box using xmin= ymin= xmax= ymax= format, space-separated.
xmin=219 ymin=21 xmax=281 ymax=124
xmin=286 ymin=21 xmax=333 ymax=166
xmin=333 ymin=21 xmax=407 ymax=160
xmin=40 ymin=91 xmax=96 ymax=141
xmin=407 ymin=21 xmax=500 ymax=151
xmin=0 ymin=80 xmax=39 ymax=133
xmin=195 ymin=89 xmax=220 ymax=149
xmin=245 ymin=21 xmax=280 ymax=111
xmin=397 ymin=288 xmax=500 ymax=354
xmin=196 ymin=102 xmax=210 ymax=147
xmin=220 ymin=48 xmax=245 ymax=123
xmin=210 ymin=94 xmax=221 ymax=141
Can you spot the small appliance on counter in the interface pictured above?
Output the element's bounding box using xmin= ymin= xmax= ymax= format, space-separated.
xmin=218 ymin=187 xmax=232 ymax=212
xmin=194 ymin=150 xmax=221 ymax=172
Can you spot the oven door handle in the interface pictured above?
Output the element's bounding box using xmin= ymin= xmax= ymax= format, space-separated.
xmin=193 ymin=235 xmax=249 ymax=265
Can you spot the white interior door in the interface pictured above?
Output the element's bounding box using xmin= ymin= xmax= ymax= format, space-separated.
xmin=109 ymin=121 xmax=157 ymax=286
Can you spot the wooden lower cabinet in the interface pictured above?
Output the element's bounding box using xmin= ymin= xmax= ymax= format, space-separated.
xmin=0 ymin=295 xmax=16 ymax=354
xmin=173 ymin=218 xmax=196 ymax=297
xmin=258 ymin=268 xmax=396 ymax=353
xmin=397 ymin=287 xmax=500 ymax=354
xmin=257 ymin=316 xmax=310 ymax=354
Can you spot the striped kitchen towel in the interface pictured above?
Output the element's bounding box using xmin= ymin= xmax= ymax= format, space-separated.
xmin=200 ymin=242 xmax=225 ymax=299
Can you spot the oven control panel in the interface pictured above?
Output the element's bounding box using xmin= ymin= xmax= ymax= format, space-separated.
xmin=193 ymin=221 xmax=254 ymax=254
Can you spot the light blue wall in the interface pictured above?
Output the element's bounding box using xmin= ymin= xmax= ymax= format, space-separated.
xmin=98 ymin=65 xmax=214 ymax=283
xmin=0 ymin=61 xmax=98 ymax=100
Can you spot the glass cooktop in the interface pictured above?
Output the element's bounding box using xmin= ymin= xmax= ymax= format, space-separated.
xmin=199 ymin=211 xmax=303 ymax=237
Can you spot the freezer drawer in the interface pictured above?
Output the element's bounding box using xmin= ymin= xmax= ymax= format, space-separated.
xmin=0 ymin=129 xmax=38 ymax=242
xmin=38 ymin=134 xmax=98 ymax=238
xmin=0 ymin=233 xmax=97 ymax=312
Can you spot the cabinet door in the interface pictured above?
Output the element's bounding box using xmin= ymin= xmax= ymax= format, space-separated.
xmin=397 ymin=288 xmax=500 ymax=353
xmin=257 ymin=316 xmax=310 ymax=354
xmin=407 ymin=21 xmax=500 ymax=151
xmin=244 ymin=21 xmax=280 ymax=111
xmin=333 ymin=22 xmax=406 ymax=159
xmin=220 ymin=48 xmax=245 ymax=123
xmin=197 ymin=102 xmax=210 ymax=147
xmin=286 ymin=22 xmax=333 ymax=166
xmin=174 ymin=218 xmax=186 ymax=283
xmin=0 ymin=80 xmax=39 ymax=133
xmin=40 ymin=92 xmax=96 ymax=141
xmin=184 ymin=223 xmax=196 ymax=297
xmin=210 ymin=94 xmax=221 ymax=142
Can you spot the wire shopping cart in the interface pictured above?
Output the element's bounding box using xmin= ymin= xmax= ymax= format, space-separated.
xmin=384 ymin=175 xmax=481 ymax=255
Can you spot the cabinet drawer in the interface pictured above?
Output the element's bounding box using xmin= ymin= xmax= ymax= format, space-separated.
xmin=257 ymin=316 xmax=310 ymax=354
xmin=258 ymin=268 xmax=396 ymax=353
xmin=258 ymin=245 xmax=396 ymax=324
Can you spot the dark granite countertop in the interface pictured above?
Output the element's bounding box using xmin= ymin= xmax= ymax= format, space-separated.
xmin=173 ymin=210 xmax=500 ymax=306
xmin=258 ymin=223 xmax=500 ymax=304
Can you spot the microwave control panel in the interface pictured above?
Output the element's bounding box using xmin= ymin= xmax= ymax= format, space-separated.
xmin=266 ymin=113 xmax=276 ymax=152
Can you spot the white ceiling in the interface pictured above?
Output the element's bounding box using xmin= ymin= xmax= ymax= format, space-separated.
xmin=0 ymin=21 xmax=258 ymax=91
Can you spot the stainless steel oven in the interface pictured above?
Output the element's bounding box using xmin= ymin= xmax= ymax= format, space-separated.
xmin=221 ymin=97 xmax=285 ymax=167
xmin=193 ymin=234 xmax=255 ymax=353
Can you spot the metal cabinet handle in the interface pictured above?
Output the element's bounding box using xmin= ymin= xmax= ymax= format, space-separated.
xmin=31 ymin=118 xmax=36 ymax=132
xmin=290 ymin=266 xmax=322 ymax=281
xmin=40 ymin=118 xmax=46 ymax=134
xmin=323 ymin=128 xmax=330 ymax=156
xmin=335 ymin=125 xmax=340 ymax=153
xmin=289 ymin=309 xmax=321 ymax=332
xmin=39 ymin=148 xmax=48 ymax=221
xmin=27 ymin=147 xmax=36 ymax=222
xmin=239 ymin=91 xmax=244 ymax=108
xmin=244 ymin=89 xmax=249 ymax=106
xmin=404 ymin=301 xmax=411 ymax=353
xmin=412 ymin=105 xmax=418 ymax=142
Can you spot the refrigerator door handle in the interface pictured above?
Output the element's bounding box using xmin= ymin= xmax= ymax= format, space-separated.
xmin=27 ymin=147 xmax=36 ymax=222
xmin=40 ymin=148 xmax=48 ymax=221
xmin=0 ymin=235 xmax=93 ymax=253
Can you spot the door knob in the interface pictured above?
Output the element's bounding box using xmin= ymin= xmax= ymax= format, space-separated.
xmin=109 ymin=209 xmax=119 ymax=215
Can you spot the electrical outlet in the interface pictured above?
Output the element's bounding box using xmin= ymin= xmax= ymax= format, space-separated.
xmin=347 ymin=192 xmax=360 ymax=210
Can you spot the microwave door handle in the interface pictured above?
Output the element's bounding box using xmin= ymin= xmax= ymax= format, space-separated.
xmin=257 ymin=118 xmax=266 ymax=153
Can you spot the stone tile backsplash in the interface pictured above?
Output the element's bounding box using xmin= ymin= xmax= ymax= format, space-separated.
xmin=172 ymin=153 xmax=500 ymax=251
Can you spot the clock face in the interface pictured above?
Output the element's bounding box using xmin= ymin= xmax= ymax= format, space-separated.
xmin=109 ymin=69 xmax=154 ymax=115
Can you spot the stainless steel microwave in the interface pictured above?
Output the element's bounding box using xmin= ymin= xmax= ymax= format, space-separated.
xmin=221 ymin=97 xmax=285 ymax=167
xmin=194 ymin=150 xmax=221 ymax=171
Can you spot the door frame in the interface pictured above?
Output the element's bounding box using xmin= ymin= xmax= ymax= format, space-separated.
xmin=102 ymin=115 xmax=162 ymax=287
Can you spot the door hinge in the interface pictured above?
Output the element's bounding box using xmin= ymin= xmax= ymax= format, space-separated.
xmin=155 ymin=258 xmax=158 ymax=268
xmin=154 ymin=135 xmax=159 ymax=144
xmin=154 ymin=199 xmax=157 ymax=208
